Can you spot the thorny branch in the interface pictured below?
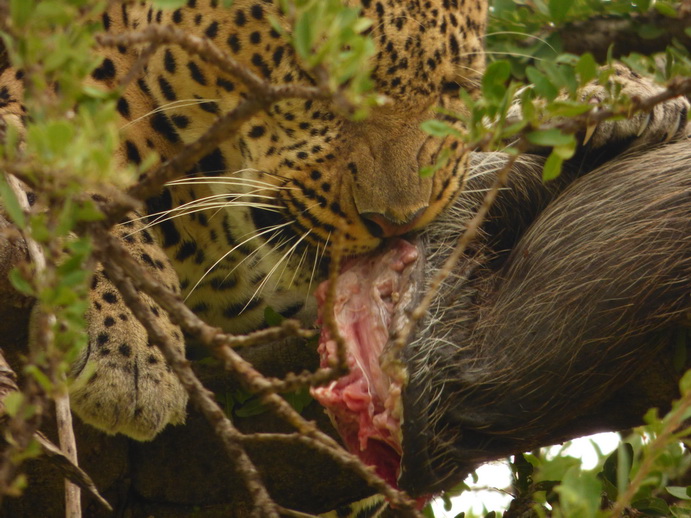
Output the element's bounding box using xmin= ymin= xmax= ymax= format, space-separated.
xmin=392 ymin=151 xmax=518 ymax=351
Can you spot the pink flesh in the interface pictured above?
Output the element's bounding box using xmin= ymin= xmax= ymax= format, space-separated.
xmin=311 ymin=239 xmax=419 ymax=489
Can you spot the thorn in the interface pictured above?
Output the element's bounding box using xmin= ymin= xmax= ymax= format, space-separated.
xmin=637 ymin=113 xmax=651 ymax=137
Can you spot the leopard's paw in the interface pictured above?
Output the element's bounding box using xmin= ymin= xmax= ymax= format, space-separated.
xmin=69 ymin=271 xmax=187 ymax=441
xmin=580 ymin=64 xmax=689 ymax=149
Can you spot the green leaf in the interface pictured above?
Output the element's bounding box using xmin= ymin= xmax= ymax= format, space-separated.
xmin=555 ymin=467 xmax=603 ymax=517
xmin=293 ymin=10 xmax=314 ymax=59
xmin=548 ymin=0 xmax=574 ymax=23
xmin=283 ymin=388 xmax=313 ymax=414
xmin=0 ymin=174 xmax=26 ymax=227
xmin=420 ymin=148 xmax=450 ymax=178
xmin=527 ymin=129 xmax=575 ymax=148
xmin=24 ymin=365 xmax=53 ymax=392
xmin=420 ymin=119 xmax=461 ymax=138
xmin=615 ymin=442 xmax=633 ymax=497
xmin=654 ymin=2 xmax=678 ymax=17
xmin=482 ymin=60 xmax=511 ymax=100
xmin=9 ymin=269 xmax=34 ymax=296
xmin=59 ymin=270 xmax=89 ymax=289
xmin=632 ymin=497 xmax=671 ymax=516
xmin=553 ymin=142 xmax=576 ymax=160
xmin=3 ymin=392 xmax=24 ymax=417
xmin=233 ymin=396 xmax=268 ymax=417
xmin=74 ymin=201 xmax=105 ymax=222
xmin=576 ymin=53 xmax=598 ymax=86
xmin=10 ymin=0 xmax=34 ymax=28
xmin=601 ymin=442 xmax=633 ymax=497
xmin=637 ymin=23 xmax=665 ymax=40
xmin=542 ymin=152 xmax=563 ymax=181
xmin=548 ymin=100 xmax=593 ymax=118
xmin=666 ymin=486 xmax=691 ymax=501
xmin=264 ymin=306 xmax=284 ymax=327
xmin=422 ymin=504 xmax=436 ymax=518
xmin=680 ymin=369 xmax=691 ymax=394
xmin=150 ymin=0 xmax=187 ymax=8
xmin=536 ymin=455 xmax=581 ymax=481
xmin=526 ymin=67 xmax=559 ymax=101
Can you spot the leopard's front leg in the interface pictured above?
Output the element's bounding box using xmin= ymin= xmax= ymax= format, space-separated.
xmin=68 ymin=218 xmax=188 ymax=441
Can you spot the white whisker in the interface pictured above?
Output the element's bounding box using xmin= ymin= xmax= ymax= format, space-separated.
xmin=121 ymin=98 xmax=220 ymax=129
xmin=245 ymin=230 xmax=311 ymax=312
xmin=288 ymin=240 xmax=311 ymax=288
xmin=126 ymin=193 xmax=284 ymax=236
xmin=184 ymin=220 xmax=294 ymax=300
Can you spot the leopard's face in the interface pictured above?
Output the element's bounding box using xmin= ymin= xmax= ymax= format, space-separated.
xmin=115 ymin=0 xmax=486 ymax=255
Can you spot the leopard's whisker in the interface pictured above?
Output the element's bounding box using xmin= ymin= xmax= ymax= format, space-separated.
xmin=121 ymin=98 xmax=220 ymax=129
xmin=482 ymin=31 xmax=557 ymax=52
xmin=305 ymin=231 xmax=331 ymax=305
xmin=287 ymin=238 xmax=311 ymax=289
xmin=125 ymin=192 xmax=283 ymax=235
xmin=167 ymin=177 xmax=296 ymax=191
xmin=246 ymin=230 xmax=311 ymax=311
xmin=184 ymin=219 xmax=294 ymax=300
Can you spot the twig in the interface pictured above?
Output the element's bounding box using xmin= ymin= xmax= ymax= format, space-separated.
xmin=266 ymin=232 xmax=352 ymax=392
xmin=607 ymin=392 xmax=691 ymax=517
xmin=4 ymin=173 xmax=82 ymax=518
xmin=96 ymin=25 xmax=327 ymax=102
xmin=35 ymin=432 xmax=112 ymax=512
xmin=103 ymin=96 xmax=269 ymax=226
xmin=392 ymin=75 xmax=691 ymax=349
xmin=117 ymin=41 xmax=157 ymax=89
xmin=555 ymin=75 xmax=691 ymax=136
xmin=321 ymin=232 xmax=349 ymax=375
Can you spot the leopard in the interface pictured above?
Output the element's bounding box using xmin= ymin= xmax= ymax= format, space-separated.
xmin=0 ymin=0 xmax=689 ymax=512
xmin=1 ymin=0 xmax=488 ymax=441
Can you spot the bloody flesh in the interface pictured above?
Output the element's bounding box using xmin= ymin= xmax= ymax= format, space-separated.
xmin=311 ymin=239 xmax=419 ymax=488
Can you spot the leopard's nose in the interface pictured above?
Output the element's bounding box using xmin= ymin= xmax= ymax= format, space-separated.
xmin=360 ymin=207 xmax=427 ymax=238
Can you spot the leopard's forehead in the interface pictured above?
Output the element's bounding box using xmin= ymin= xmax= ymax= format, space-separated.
xmin=359 ymin=0 xmax=486 ymax=100
xmin=147 ymin=0 xmax=487 ymax=101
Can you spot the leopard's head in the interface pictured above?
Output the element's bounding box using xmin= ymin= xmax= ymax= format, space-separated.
xmin=132 ymin=0 xmax=486 ymax=256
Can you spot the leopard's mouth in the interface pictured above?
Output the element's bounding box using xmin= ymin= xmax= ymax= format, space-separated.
xmin=311 ymin=238 xmax=426 ymax=501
